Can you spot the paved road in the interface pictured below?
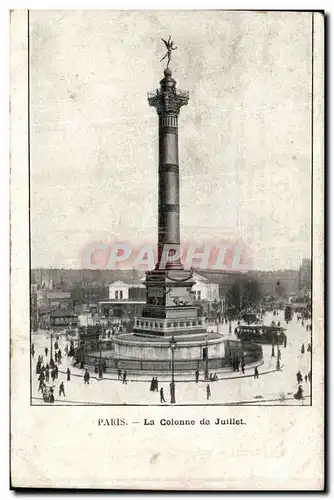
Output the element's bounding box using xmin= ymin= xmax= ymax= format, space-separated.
xmin=31 ymin=310 xmax=311 ymax=406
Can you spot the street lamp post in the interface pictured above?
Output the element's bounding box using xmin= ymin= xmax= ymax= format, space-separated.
xmin=276 ymin=335 xmax=280 ymax=370
xmin=169 ymin=336 xmax=177 ymax=404
xmin=204 ymin=334 xmax=209 ymax=381
xmin=86 ymin=306 xmax=89 ymax=328
xmin=49 ymin=329 xmax=53 ymax=363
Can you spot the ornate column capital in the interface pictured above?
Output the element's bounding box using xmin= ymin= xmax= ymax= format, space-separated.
xmin=148 ymin=68 xmax=189 ymax=115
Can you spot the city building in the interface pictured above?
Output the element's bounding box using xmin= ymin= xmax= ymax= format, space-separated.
xmin=98 ymin=277 xmax=146 ymax=322
xmin=108 ymin=278 xmax=146 ymax=300
xmin=35 ymin=289 xmax=72 ymax=309
xmin=49 ymin=309 xmax=78 ymax=330
xmin=192 ymin=272 xmax=220 ymax=302
xmin=299 ymin=258 xmax=312 ymax=296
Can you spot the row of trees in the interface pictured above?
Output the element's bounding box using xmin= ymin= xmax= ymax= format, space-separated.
xmin=225 ymin=279 xmax=262 ymax=318
xmin=202 ymin=279 xmax=263 ymax=323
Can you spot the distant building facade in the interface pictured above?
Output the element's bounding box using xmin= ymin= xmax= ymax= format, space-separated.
xmin=192 ymin=273 xmax=220 ymax=302
xmin=298 ymin=258 xmax=312 ymax=296
xmin=98 ymin=277 xmax=146 ymax=322
xmin=108 ymin=278 xmax=146 ymax=300
xmin=49 ymin=310 xmax=78 ymax=329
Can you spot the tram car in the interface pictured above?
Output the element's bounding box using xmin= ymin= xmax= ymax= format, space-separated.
xmin=236 ymin=324 xmax=287 ymax=345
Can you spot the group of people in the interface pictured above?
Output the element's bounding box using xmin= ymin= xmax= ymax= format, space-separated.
xmin=296 ymin=370 xmax=311 ymax=385
xmin=300 ymin=343 xmax=312 ymax=354
xmin=150 ymin=377 xmax=159 ymax=392
xmin=94 ymin=359 xmax=107 ymax=379
xmin=294 ymin=371 xmax=311 ymax=400
xmin=34 ymin=346 xmax=67 ymax=403
xmin=117 ymin=368 xmax=128 ymax=384
xmin=32 ymin=336 xmax=78 ymax=403
xmin=231 ymin=357 xmax=245 ymax=373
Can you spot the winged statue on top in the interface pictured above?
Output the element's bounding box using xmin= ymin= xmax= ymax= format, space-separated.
xmin=160 ymin=35 xmax=178 ymax=68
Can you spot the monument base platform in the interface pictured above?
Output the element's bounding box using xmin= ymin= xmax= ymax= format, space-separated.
xmin=113 ymin=332 xmax=224 ymax=360
xmin=75 ymin=332 xmax=263 ymax=375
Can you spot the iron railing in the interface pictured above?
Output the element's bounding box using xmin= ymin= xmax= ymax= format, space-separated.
xmin=73 ymin=338 xmax=263 ymax=373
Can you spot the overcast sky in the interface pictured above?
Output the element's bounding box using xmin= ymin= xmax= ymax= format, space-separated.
xmin=30 ymin=10 xmax=312 ymax=271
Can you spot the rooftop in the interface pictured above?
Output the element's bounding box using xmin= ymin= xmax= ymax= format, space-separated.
xmin=47 ymin=291 xmax=71 ymax=299
xmin=109 ymin=278 xmax=145 ymax=287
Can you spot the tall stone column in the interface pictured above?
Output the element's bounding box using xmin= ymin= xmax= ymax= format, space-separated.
xmin=132 ymin=65 xmax=205 ymax=338
xmin=148 ymin=68 xmax=189 ymax=269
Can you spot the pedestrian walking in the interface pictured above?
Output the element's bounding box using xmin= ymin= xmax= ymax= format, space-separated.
xmin=94 ymin=361 xmax=98 ymax=374
xmin=195 ymin=369 xmax=199 ymax=383
xmin=36 ymin=360 xmax=41 ymax=375
xmin=55 ymin=365 xmax=59 ymax=379
xmin=55 ymin=351 xmax=58 ymax=363
xmin=206 ymin=384 xmax=211 ymax=400
xmin=150 ymin=377 xmax=155 ymax=392
xmin=58 ymin=349 xmax=62 ymax=362
xmin=254 ymin=367 xmax=259 ymax=379
xmin=65 ymin=345 xmax=69 ymax=356
xmin=160 ymin=387 xmax=166 ymax=403
xmin=55 ymin=341 xmax=59 ymax=351
xmin=59 ymin=382 xmax=65 ymax=397
xmin=49 ymin=388 xmax=55 ymax=404
xmin=301 ymin=344 xmax=305 ymax=355
xmin=241 ymin=362 xmax=245 ymax=374
xmin=154 ymin=377 xmax=159 ymax=391
xmin=102 ymin=360 xmax=106 ymax=373
xmin=122 ymin=370 xmax=127 ymax=384
xmin=80 ymin=359 xmax=84 ymax=369
xmin=38 ymin=371 xmax=45 ymax=392
xmin=84 ymin=369 xmax=90 ymax=384
xmin=307 ymin=343 xmax=311 ymax=352
xmin=45 ymin=347 xmax=48 ymax=357
xmin=98 ymin=365 xmax=103 ymax=379
xmin=117 ymin=368 xmax=122 ymax=380
xmin=296 ymin=371 xmax=302 ymax=384
xmin=294 ymin=385 xmax=303 ymax=400
xmin=304 ymin=374 xmax=308 ymax=383
xmin=45 ymin=368 xmax=49 ymax=383
xmin=66 ymin=368 xmax=71 ymax=381
xmin=51 ymin=368 xmax=56 ymax=382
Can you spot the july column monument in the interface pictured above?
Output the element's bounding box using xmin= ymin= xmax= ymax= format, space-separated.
xmin=133 ymin=37 xmax=206 ymax=338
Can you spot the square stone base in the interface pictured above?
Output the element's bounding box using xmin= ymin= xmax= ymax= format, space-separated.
xmin=133 ymin=315 xmax=206 ymax=337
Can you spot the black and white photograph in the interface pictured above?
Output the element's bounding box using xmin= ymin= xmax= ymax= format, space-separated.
xmin=28 ymin=10 xmax=317 ymax=407
xmin=10 ymin=8 xmax=324 ymax=489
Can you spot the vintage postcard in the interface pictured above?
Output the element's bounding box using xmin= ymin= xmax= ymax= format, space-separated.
xmin=10 ymin=9 xmax=324 ymax=490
